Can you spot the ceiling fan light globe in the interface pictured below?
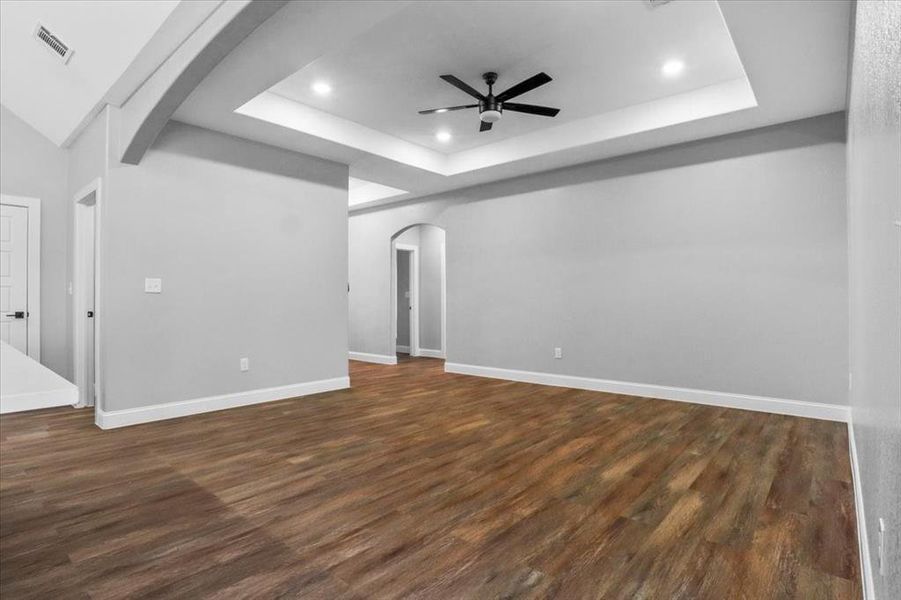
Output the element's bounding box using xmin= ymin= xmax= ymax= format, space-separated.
xmin=480 ymin=109 xmax=502 ymax=123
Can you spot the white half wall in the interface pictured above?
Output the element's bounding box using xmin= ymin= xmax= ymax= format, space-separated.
xmin=0 ymin=341 xmax=78 ymax=414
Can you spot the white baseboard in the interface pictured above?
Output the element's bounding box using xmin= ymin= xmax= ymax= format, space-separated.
xmin=396 ymin=345 xmax=410 ymax=354
xmin=444 ymin=362 xmax=850 ymax=423
xmin=349 ymin=351 xmax=397 ymax=365
xmin=95 ymin=377 xmax=349 ymax=429
xmin=848 ymin=420 xmax=875 ymax=599
xmin=418 ymin=348 xmax=445 ymax=359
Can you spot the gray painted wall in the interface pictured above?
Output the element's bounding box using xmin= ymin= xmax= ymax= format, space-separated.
xmin=0 ymin=104 xmax=70 ymax=377
xmin=101 ymin=121 xmax=349 ymax=411
xmin=394 ymin=227 xmax=420 ymax=247
xmin=68 ymin=107 xmax=109 ymax=203
xmin=847 ymin=1 xmax=901 ymax=597
xmin=349 ymin=112 xmax=848 ymax=405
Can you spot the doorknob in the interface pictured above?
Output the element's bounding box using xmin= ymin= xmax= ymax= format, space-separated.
xmin=4 ymin=311 xmax=26 ymax=319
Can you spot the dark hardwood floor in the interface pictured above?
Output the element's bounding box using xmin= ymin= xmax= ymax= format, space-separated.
xmin=1 ymin=358 xmax=860 ymax=598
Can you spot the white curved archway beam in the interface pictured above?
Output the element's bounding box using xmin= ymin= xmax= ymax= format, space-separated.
xmin=119 ymin=0 xmax=286 ymax=165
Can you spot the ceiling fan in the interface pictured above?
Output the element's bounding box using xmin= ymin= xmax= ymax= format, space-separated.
xmin=419 ymin=71 xmax=560 ymax=132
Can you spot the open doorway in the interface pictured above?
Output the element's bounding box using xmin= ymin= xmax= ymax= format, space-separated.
xmin=395 ymin=244 xmax=418 ymax=356
xmin=72 ymin=179 xmax=102 ymax=410
xmin=390 ymin=224 xmax=446 ymax=362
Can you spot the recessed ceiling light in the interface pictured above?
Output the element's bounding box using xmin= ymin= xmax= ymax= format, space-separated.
xmin=661 ymin=59 xmax=685 ymax=78
xmin=435 ymin=108 xmax=449 ymax=114
xmin=436 ymin=130 xmax=452 ymax=143
xmin=311 ymin=81 xmax=332 ymax=96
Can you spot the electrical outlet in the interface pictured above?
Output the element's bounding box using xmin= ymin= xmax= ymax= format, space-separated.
xmin=554 ymin=347 xmax=562 ymax=359
xmin=878 ymin=518 xmax=886 ymax=576
xmin=144 ymin=278 xmax=162 ymax=293
xmin=240 ymin=357 xmax=249 ymax=372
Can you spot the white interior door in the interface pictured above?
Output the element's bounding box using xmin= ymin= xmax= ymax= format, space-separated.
xmin=0 ymin=204 xmax=29 ymax=353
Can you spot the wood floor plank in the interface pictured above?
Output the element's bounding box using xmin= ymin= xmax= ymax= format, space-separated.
xmin=0 ymin=357 xmax=860 ymax=598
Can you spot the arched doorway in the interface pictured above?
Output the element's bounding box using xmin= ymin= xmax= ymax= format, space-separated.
xmin=390 ymin=224 xmax=446 ymax=361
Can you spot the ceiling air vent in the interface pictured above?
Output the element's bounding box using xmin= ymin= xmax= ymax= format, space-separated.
xmin=33 ymin=24 xmax=73 ymax=64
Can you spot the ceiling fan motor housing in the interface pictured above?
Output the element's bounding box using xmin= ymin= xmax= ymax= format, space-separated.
xmin=420 ymin=70 xmax=558 ymax=130
xmin=479 ymin=97 xmax=502 ymax=123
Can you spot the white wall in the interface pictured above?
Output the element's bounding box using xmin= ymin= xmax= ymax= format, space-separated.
xmin=394 ymin=227 xmax=420 ymax=247
xmin=0 ymin=104 xmax=70 ymax=377
xmin=847 ymin=1 xmax=901 ymax=597
xmin=100 ymin=121 xmax=349 ymax=412
xmin=349 ymin=112 xmax=848 ymax=406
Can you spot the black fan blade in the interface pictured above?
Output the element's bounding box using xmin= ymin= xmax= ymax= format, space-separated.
xmin=480 ymin=120 xmax=493 ymax=132
xmin=502 ymin=102 xmax=560 ymax=117
xmin=418 ymin=104 xmax=478 ymax=115
xmin=495 ymin=72 xmax=552 ymax=102
xmin=439 ymin=75 xmax=485 ymax=100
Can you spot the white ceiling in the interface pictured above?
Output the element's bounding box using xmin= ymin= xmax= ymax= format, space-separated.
xmin=0 ymin=0 xmax=182 ymax=146
xmin=269 ymin=1 xmax=745 ymax=153
xmin=174 ymin=0 xmax=850 ymax=209
xmin=8 ymin=0 xmax=816 ymax=207
xmin=230 ymin=0 xmax=758 ymax=180
xmin=0 ymin=1 xmax=852 ymax=208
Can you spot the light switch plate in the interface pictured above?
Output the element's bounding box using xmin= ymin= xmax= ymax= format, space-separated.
xmin=144 ymin=278 xmax=162 ymax=293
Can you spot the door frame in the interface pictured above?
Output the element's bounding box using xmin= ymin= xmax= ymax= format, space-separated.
xmin=440 ymin=241 xmax=446 ymax=358
xmin=72 ymin=179 xmax=103 ymax=410
xmin=0 ymin=194 xmax=41 ymax=360
xmin=394 ymin=243 xmax=419 ymax=357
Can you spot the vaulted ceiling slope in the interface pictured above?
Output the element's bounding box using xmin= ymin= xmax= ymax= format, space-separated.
xmin=174 ymin=0 xmax=850 ymax=210
xmin=0 ymin=0 xmax=220 ymax=147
